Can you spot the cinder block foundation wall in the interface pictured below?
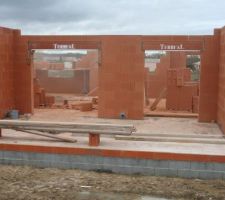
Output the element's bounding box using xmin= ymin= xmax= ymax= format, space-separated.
xmin=218 ymin=27 xmax=225 ymax=133
xmin=98 ymin=36 xmax=145 ymax=119
xmin=0 ymin=27 xmax=16 ymax=118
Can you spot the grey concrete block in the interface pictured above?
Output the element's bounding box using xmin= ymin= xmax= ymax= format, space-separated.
xmin=146 ymin=160 xmax=160 ymax=168
xmin=223 ymin=173 xmax=225 ymax=180
xmin=136 ymin=159 xmax=148 ymax=167
xmin=119 ymin=166 xmax=137 ymax=174
xmin=3 ymin=151 xmax=23 ymax=159
xmin=0 ymin=151 xmax=4 ymax=158
xmin=50 ymin=154 xmax=69 ymax=163
xmin=157 ymin=160 xmax=169 ymax=168
xmin=68 ymin=155 xmax=85 ymax=163
xmin=129 ymin=166 xmax=144 ymax=174
xmin=141 ymin=167 xmax=155 ymax=176
xmin=155 ymin=168 xmax=175 ymax=177
xmin=213 ymin=163 xmax=225 ymax=171
xmin=26 ymin=152 xmax=43 ymax=161
xmin=5 ymin=158 xmax=22 ymax=166
xmin=53 ymin=161 xmax=71 ymax=169
xmin=169 ymin=160 xmax=190 ymax=170
xmin=198 ymin=171 xmax=225 ymax=180
xmin=178 ymin=169 xmax=199 ymax=179
xmin=190 ymin=162 xmax=206 ymax=170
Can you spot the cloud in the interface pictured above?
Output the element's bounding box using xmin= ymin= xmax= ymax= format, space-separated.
xmin=0 ymin=0 xmax=224 ymax=35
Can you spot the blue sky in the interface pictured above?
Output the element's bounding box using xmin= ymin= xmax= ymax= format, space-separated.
xmin=0 ymin=0 xmax=224 ymax=35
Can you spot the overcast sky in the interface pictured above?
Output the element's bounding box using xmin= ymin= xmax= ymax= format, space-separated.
xmin=0 ymin=0 xmax=224 ymax=35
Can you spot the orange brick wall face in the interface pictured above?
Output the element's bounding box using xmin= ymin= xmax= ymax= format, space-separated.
xmin=218 ymin=27 xmax=225 ymax=133
xmin=76 ymin=51 xmax=99 ymax=93
xmin=147 ymin=52 xmax=187 ymax=98
xmin=0 ymin=28 xmax=15 ymax=118
xmin=98 ymin=36 xmax=144 ymax=119
xmin=170 ymin=51 xmax=186 ymax=68
xmin=14 ymin=35 xmax=34 ymax=114
xmin=199 ymin=31 xmax=220 ymax=122
xmin=166 ymin=68 xmax=198 ymax=111
xmin=34 ymin=61 xmax=64 ymax=70
xmin=76 ymin=51 xmax=98 ymax=69
xmin=0 ymin=31 xmax=221 ymax=121
xmin=36 ymin=69 xmax=89 ymax=94
xmin=89 ymin=67 xmax=98 ymax=92
xmin=147 ymin=54 xmax=170 ymax=98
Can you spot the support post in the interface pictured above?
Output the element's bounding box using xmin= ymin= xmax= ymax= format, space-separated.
xmin=89 ymin=133 xmax=100 ymax=146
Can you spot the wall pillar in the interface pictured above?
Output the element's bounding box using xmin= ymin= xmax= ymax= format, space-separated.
xmin=14 ymin=34 xmax=34 ymax=114
xmin=199 ymin=30 xmax=220 ymax=122
xmin=98 ymin=36 xmax=145 ymax=119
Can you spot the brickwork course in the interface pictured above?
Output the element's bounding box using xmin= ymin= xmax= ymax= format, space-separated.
xmin=0 ymin=26 xmax=225 ymax=133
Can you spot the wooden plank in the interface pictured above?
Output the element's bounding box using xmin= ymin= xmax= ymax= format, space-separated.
xmin=17 ymin=129 xmax=77 ymax=143
xmin=150 ymin=87 xmax=167 ymax=111
xmin=115 ymin=135 xmax=225 ymax=145
xmin=0 ymin=120 xmax=135 ymax=132
xmin=130 ymin=132 xmax=224 ymax=139
xmin=86 ymin=87 xmax=98 ymax=96
xmin=144 ymin=111 xmax=198 ymax=118
xmin=12 ymin=127 xmax=132 ymax=135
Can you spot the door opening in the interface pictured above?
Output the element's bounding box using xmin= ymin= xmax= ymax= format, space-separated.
xmin=32 ymin=49 xmax=99 ymax=120
xmin=144 ymin=50 xmax=200 ymax=116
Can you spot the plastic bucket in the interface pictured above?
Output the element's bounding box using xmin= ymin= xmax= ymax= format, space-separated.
xmin=8 ymin=110 xmax=19 ymax=119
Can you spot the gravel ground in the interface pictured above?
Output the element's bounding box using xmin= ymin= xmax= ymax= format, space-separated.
xmin=0 ymin=165 xmax=224 ymax=200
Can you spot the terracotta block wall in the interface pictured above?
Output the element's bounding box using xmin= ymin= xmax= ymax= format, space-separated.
xmin=98 ymin=36 xmax=144 ymax=119
xmin=167 ymin=68 xmax=191 ymax=87
xmin=147 ymin=54 xmax=170 ymax=98
xmin=14 ymin=34 xmax=34 ymax=114
xmin=218 ymin=27 xmax=225 ymax=133
xmin=167 ymin=85 xmax=198 ymax=111
xmin=199 ymin=30 xmax=220 ymax=122
xmin=0 ymin=27 xmax=223 ymax=121
xmin=166 ymin=68 xmax=198 ymax=111
xmin=76 ymin=50 xmax=99 ymax=94
xmin=76 ymin=50 xmax=98 ymax=69
xmin=89 ymin=67 xmax=98 ymax=92
xmin=146 ymin=52 xmax=187 ymax=98
xmin=34 ymin=61 xmax=65 ymax=70
xmin=170 ymin=51 xmax=186 ymax=68
xmin=0 ymin=27 xmax=16 ymax=118
xmin=36 ymin=69 xmax=89 ymax=94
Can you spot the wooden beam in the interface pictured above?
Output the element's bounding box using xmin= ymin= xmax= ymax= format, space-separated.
xmin=17 ymin=129 xmax=77 ymax=143
xmin=0 ymin=120 xmax=135 ymax=132
xmin=150 ymin=88 xmax=167 ymax=111
xmin=115 ymin=135 xmax=225 ymax=145
xmin=12 ymin=127 xmax=132 ymax=135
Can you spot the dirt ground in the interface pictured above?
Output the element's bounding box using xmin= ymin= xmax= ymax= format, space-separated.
xmin=0 ymin=165 xmax=225 ymax=200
